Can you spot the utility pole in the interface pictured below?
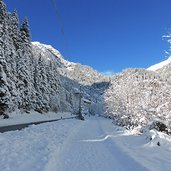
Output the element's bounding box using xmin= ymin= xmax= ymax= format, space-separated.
xmin=78 ymin=85 xmax=84 ymax=120
xmin=78 ymin=85 xmax=82 ymax=116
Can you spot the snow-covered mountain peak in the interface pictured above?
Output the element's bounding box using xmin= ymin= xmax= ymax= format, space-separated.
xmin=32 ymin=41 xmax=64 ymax=61
xmin=147 ymin=56 xmax=171 ymax=71
xmin=32 ymin=41 xmax=76 ymax=70
xmin=32 ymin=41 xmax=105 ymax=84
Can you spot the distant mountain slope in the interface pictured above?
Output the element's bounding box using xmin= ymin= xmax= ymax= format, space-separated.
xmin=32 ymin=41 xmax=108 ymax=115
xmin=104 ymin=68 xmax=171 ymax=129
xmin=147 ymin=56 xmax=171 ymax=84
xmin=147 ymin=57 xmax=171 ymax=71
xmin=32 ymin=42 xmax=106 ymax=85
xmin=31 ymin=42 xmax=171 ymax=130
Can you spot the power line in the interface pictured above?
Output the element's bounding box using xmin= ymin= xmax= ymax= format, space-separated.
xmin=51 ymin=0 xmax=70 ymax=59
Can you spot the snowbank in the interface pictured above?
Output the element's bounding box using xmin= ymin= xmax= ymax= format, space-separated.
xmin=0 ymin=111 xmax=73 ymax=127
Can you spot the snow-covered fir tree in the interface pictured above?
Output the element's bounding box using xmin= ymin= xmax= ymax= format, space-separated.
xmin=0 ymin=63 xmax=11 ymax=116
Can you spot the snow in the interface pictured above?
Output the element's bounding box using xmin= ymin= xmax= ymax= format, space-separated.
xmin=0 ymin=116 xmax=170 ymax=171
xmin=82 ymin=98 xmax=91 ymax=104
xmin=32 ymin=41 xmax=76 ymax=70
xmin=0 ymin=111 xmax=73 ymax=127
xmin=147 ymin=57 xmax=171 ymax=71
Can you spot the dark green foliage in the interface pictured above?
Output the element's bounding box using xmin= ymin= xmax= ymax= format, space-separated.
xmin=10 ymin=10 xmax=20 ymax=50
xmin=0 ymin=1 xmax=8 ymax=24
xmin=149 ymin=121 xmax=170 ymax=135
xmin=20 ymin=17 xmax=31 ymax=44
xmin=0 ymin=64 xmax=10 ymax=115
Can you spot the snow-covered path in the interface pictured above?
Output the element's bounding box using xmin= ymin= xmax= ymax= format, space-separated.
xmin=0 ymin=116 xmax=171 ymax=171
xmin=54 ymin=117 xmax=147 ymax=171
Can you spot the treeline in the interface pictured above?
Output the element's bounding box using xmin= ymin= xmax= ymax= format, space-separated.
xmin=0 ymin=1 xmax=62 ymax=116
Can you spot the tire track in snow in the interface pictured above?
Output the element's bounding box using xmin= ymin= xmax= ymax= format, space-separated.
xmin=42 ymin=120 xmax=83 ymax=171
xmin=50 ymin=117 xmax=149 ymax=171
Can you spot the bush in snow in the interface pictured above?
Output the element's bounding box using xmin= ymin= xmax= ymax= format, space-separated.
xmin=148 ymin=120 xmax=171 ymax=135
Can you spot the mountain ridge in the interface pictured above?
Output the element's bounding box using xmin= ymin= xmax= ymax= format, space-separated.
xmin=31 ymin=41 xmax=171 ymax=130
xmin=147 ymin=57 xmax=171 ymax=71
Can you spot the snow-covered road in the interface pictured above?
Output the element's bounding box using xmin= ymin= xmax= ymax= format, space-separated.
xmin=54 ymin=117 xmax=147 ymax=171
xmin=0 ymin=116 xmax=170 ymax=171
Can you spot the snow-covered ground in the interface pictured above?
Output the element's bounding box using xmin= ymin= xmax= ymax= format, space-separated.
xmin=0 ymin=111 xmax=73 ymax=127
xmin=0 ymin=116 xmax=170 ymax=171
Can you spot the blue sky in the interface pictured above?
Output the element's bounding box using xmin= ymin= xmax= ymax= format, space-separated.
xmin=4 ymin=0 xmax=171 ymax=74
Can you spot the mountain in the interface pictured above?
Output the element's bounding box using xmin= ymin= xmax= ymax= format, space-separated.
xmin=104 ymin=68 xmax=171 ymax=129
xmin=31 ymin=41 xmax=171 ymax=130
xmin=32 ymin=42 xmax=106 ymax=85
xmin=147 ymin=56 xmax=171 ymax=86
xmin=31 ymin=41 xmax=109 ymax=115
xmin=147 ymin=57 xmax=171 ymax=71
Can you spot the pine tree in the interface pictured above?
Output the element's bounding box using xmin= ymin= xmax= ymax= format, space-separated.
xmin=0 ymin=57 xmax=11 ymax=116
xmin=10 ymin=10 xmax=20 ymax=50
xmin=0 ymin=0 xmax=19 ymax=112
xmin=20 ymin=17 xmax=31 ymax=42
xmin=20 ymin=17 xmax=33 ymax=69
xmin=47 ymin=61 xmax=60 ymax=95
xmin=33 ymin=54 xmax=50 ymax=112
xmin=13 ymin=17 xmax=35 ymax=111
xmin=0 ymin=1 xmax=8 ymax=24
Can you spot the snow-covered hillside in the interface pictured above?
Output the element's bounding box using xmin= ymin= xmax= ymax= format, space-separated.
xmin=104 ymin=68 xmax=171 ymax=130
xmin=32 ymin=41 xmax=75 ymax=69
xmin=31 ymin=42 xmax=171 ymax=131
xmin=32 ymin=41 xmax=105 ymax=86
xmin=147 ymin=57 xmax=171 ymax=71
xmin=31 ymin=41 xmax=107 ymax=115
